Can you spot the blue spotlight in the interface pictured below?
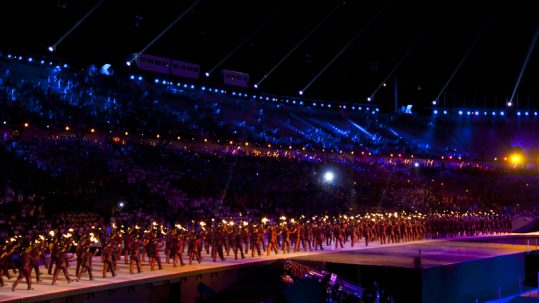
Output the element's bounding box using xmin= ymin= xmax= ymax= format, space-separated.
xmin=154 ymin=79 xmax=159 ymax=84
xmin=351 ymin=106 xmax=355 ymax=110
xmin=40 ymin=60 xmax=45 ymax=65
xmin=517 ymin=112 xmax=521 ymax=116
xmin=500 ymin=111 xmax=504 ymax=116
xmin=7 ymin=54 xmax=12 ymax=59
xmin=443 ymin=110 xmax=448 ymax=115
xmin=232 ymin=92 xmax=236 ymax=96
xmin=138 ymin=76 xmax=143 ymax=81
xmin=466 ymin=111 xmax=471 ymax=116
xmin=192 ymin=85 xmax=196 ymax=89
xmin=162 ymin=80 xmax=167 ymax=85
xmin=475 ymin=111 xmax=479 ymax=115
xmin=525 ymin=112 xmax=529 ymax=116
xmin=492 ymin=112 xmax=496 ymax=116
xmin=433 ymin=110 xmax=438 ymax=115
xmin=484 ymin=112 xmax=488 ymax=116
xmin=63 ymin=64 xmax=68 ymax=68
xmin=313 ymin=102 xmax=317 ymax=107
xmin=458 ymin=110 xmax=463 ymax=115
xmin=414 ymin=162 xmax=420 ymax=168
xmin=535 ymin=112 xmax=538 ymax=116
xmin=129 ymin=75 xmax=135 ymax=80
xmin=28 ymin=57 xmax=33 ymax=62
xmin=300 ymin=101 xmax=304 ymax=105
xmin=342 ymin=105 xmax=346 ymax=109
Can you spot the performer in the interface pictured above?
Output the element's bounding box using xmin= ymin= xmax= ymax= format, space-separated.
xmin=12 ymin=245 xmax=33 ymax=291
xmin=52 ymin=243 xmax=77 ymax=285
xmin=232 ymin=227 xmax=245 ymax=260
xmin=101 ymin=242 xmax=116 ymax=278
xmin=266 ymin=226 xmax=280 ymax=256
xmin=77 ymin=244 xmax=98 ymax=281
xmin=129 ymin=236 xmax=142 ymax=274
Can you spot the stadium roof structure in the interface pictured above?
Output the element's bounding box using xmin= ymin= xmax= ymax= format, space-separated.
xmin=1 ymin=0 xmax=538 ymax=111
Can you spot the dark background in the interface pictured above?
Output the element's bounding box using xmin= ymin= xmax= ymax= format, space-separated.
xmin=1 ymin=0 xmax=538 ymax=112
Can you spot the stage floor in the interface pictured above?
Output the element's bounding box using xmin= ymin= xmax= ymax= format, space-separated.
xmin=0 ymin=233 xmax=536 ymax=302
xmin=293 ymin=240 xmax=531 ymax=268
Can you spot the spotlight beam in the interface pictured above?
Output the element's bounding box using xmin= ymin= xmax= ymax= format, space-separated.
xmin=206 ymin=17 xmax=271 ymax=76
xmin=255 ymin=2 xmax=344 ymax=87
xmin=434 ymin=18 xmax=492 ymax=103
xmin=128 ymin=0 xmax=202 ymax=65
xmin=509 ymin=26 xmax=539 ymax=106
xmin=369 ymin=38 xmax=420 ymax=100
xmin=299 ymin=5 xmax=386 ymax=95
xmin=49 ymin=0 xmax=106 ymax=51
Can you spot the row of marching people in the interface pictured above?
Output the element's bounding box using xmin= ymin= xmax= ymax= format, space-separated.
xmin=1 ymin=210 xmax=511 ymax=290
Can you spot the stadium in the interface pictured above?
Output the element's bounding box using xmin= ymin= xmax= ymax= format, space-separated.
xmin=1 ymin=1 xmax=539 ymax=302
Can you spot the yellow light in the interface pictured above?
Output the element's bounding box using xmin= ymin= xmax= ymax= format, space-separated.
xmin=510 ymin=153 xmax=523 ymax=165
xmin=268 ymin=144 xmax=271 ymax=148
xmin=229 ymin=141 xmax=233 ymax=145
xmin=204 ymin=138 xmax=208 ymax=142
xmin=24 ymin=123 xmax=29 ymax=128
xmin=65 ymin=126 xmax=70 ymax=131
xmin=177 ymin=136 xmax=181 ymax=140
xmin=245 ymin=142 xmax=249 ymax=146
xmin=125 ymin=131 xmax=128 ymax=136
xmin=156 ymin=134 xmax=160 ymax=138
xmin=261 ymin=217 xmax=269 ymax=224
xmin=90 ymin=128 xmax=95 ymax=133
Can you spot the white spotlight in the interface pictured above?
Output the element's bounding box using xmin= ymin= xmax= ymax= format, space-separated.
xmin=323 ymin=171 xmax=335 ymax=183
xmin=48 ymin=46 xmax=55 ymax=53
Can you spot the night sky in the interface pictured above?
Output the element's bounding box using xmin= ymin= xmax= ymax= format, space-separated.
xmin=1 ymin=0 xmax=538 ymax=111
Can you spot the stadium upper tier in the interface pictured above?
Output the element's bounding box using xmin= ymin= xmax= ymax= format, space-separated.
xmin=1 ymin=55 xmax=539 ymax=163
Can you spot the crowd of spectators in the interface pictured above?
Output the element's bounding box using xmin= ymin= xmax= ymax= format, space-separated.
xmin=0 ymin=57 xmax=538 ymax=239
